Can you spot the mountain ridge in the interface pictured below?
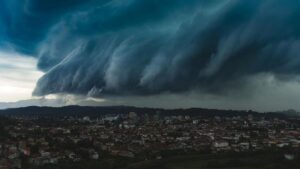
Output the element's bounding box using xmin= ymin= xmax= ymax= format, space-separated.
xmin=0 ymin=105 xmax=293 ymax=118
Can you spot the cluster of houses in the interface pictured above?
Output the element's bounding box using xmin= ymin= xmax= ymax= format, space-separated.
xmin=0 ymin=113 xmax=299 ymax=168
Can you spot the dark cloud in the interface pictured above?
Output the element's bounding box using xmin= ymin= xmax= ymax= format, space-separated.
xmin=1 ymin=0 xmax=300 ymax=98
xmin=0 ymin=0 xmax=97 ymax=54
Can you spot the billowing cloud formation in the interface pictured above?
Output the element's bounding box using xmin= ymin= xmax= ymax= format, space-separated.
xmin=2 ymin=0 xmax=300 ymax=97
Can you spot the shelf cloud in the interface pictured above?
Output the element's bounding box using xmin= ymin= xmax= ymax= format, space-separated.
xmin=1 ymin=0 xmax=300 ymax=101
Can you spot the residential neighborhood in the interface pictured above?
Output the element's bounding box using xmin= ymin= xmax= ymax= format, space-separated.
xmin=0 ymin=112 xmax=299 ymax=169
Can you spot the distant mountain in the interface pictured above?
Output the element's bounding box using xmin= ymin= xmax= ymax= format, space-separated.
xmin=0 ymin=105 xmax=289 ymax=118
xmin=0 ymin=99 xmax=64 ymax=109
xmin=275 ymin=109 xmax=300 ymax=117
xmin=0 ymin=98 xmax=104 ymax=110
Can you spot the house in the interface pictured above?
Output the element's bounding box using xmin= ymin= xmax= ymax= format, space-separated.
xmin=89 ymin=150 xmax=99 ymax=160
xmin=239 ymin=142 xmax=250 ymax=150
xmin=118 ymin=151 xmax=135 ymax=158
xmin=213 ymin=141 xmax=230 ymax=151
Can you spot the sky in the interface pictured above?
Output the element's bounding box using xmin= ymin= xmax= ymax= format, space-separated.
xmin=0 ymin=52 xmax=43 ymax=102
xmin=1 ymin=0 xmax=300 ymax=111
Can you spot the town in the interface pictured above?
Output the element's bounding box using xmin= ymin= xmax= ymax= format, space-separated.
xmin=0 ymin=111 xmax=299 ymax=169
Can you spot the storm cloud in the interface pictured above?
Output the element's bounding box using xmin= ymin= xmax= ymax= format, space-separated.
xmin=1 ymin=0 xmax=300 ymax=98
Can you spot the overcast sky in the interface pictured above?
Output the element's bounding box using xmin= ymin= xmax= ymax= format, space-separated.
xmin=1 ymin=0 xmax=300 ymax=111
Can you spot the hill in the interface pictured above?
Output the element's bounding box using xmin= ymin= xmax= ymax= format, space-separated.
xmin=0 ymin=105 xmax=288 ymax=118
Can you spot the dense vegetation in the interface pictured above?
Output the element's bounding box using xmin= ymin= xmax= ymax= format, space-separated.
xmin=24 ymin=151 xmax=299 ymax=169
xmin=0 ymin=116 xmax=12 ymax=141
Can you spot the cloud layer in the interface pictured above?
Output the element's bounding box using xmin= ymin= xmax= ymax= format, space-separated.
xmin=0 ymin=52 xmax=43 ymax=102
xmin=1 ymin=0 xmax=300 ymax=98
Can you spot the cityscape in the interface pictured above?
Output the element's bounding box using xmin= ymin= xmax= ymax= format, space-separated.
xmin=0 ymin=108 xmax=299 ymax=169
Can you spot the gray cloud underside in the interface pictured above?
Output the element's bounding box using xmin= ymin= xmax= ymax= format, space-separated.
xmin=2 ymin=0 xmax=300 ymax=97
